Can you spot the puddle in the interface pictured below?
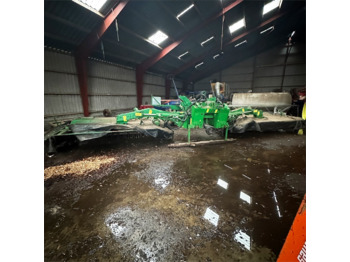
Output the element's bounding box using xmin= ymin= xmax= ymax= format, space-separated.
xmin=105 ymin=207 xmax=188 ymax=261
xmin=234 ymin=229 xmax=251 ymax=250
xmin=240 ymin=191 xmax=252 ymax=204
xmin=45 ymin=132 xmax=305 ymax=261
xmin=273 ymin=191 xmax=282 ymax=218
xmin=217 ymin=178 xmax=228 ymax=189
xmin=134 ymin=159 xmax=174 ymax=191
xmin=203 ymin=207 xmax=220 ymax=227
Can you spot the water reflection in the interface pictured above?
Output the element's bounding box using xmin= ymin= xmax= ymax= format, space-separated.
xmin=240 ymin=191 xmax=252 ymax=204
xmin=217 ymin=178 xmax=228 ymax=189
xmin=203 ymin=207 xmax=219 ymax=227
xmin=154 ymin=176 xmax=170 ymax=189
xmin=109 ymin=223 xmax=126 ymax=237
xmin=234 ymin=230 xmax=251 ymax=250
xmin=242 ymin=174 xmax=251 ymax=180
xmin=224 ymin=164 xmax=233 ymax=170
xmin=273 ymin=191 xmax=282 ymax=217
xmin=105 ymin=207 xmax=187 ymax=261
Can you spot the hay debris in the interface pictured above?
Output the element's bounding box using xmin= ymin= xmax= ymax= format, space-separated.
xmin=44 ymin=156 xmax=116 ymax=180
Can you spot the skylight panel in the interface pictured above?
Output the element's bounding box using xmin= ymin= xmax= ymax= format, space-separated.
xmin=201 ymin=36 xmax=214 ymax=46
xmin=176 ymin=4 xmax=195 ymax=19
xmin=148 ymin=30 xmax=168 ymax=45
xmin=229 ymin=18 xmax=245 ymax=34
xmin=77 ymin=0 xmax=108 ymax=11
xmin=263 ymin=0 xmax=283 ymax=15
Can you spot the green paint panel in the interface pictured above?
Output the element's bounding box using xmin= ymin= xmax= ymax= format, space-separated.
xmin=189 ymin=106 xmax=206 ymax=128
xmin=213 ymin=107 xmax=230 ymax=128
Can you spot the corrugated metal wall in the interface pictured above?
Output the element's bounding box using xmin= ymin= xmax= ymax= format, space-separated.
xmin=44 ymin=50 xmax=173 ymax=121
xmin=142 ymin=74 xmax=165 ymax=105
xmin=44 ymin=51 xmax=83 ymax=120
xmin=170 ymin=80 xmax=182 ymax=97
xmin=194 ymin=43 xmax=306 ymax=95
xmin=86 ymin=60 xmax=138 ymax=114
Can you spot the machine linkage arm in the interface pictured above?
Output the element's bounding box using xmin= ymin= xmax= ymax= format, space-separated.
xmin=228 ymin=107 xmax=263 ymax=121
xmin=116 ymin=108 xmax=186 ymax=127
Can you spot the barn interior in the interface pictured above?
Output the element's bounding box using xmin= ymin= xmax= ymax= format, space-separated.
xmin=43 ymin=0 xmax=310 ymax=261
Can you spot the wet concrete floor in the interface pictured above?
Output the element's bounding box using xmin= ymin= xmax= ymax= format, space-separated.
xmin=44 ymin=130 xmax=306 ymax=262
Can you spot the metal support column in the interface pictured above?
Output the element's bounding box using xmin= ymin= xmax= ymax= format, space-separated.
xmin=74 ymin=0 xmax=129 ymax=116
xmin=181 ymin=80 xmax=188 ymax=94
xmin=251 ymin=55 xmax=257 ymax=92
xmin=225 ymin=126 xmax=229 ymax=141
xmin=165 ymin=77 xmax=171 ymax=99
xmin=136 ymin=66 xmax=144 ymax=108
xmin=281 ymin=43 xmax=293 ymax=92
xmin=75 ymin=57 xmax=89 ymax=116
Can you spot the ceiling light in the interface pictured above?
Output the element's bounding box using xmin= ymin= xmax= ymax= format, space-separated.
xmin=201 ymin=36 xmax=214 ymax=46
xmin=235 ymin=40 xmax=247 ymax=47
xmin=195 ymin=62 xmax=204 ymax=69
xmin=213 ymin=54 xmax=220 ymax=59
xmin=260 ymin=26 xmax=275 ymax=34
xmin=263 ymin=0 xmax=283 ymax=15
xmin=176 ymin=4 xmax=195 ymax=19
xmin=76 ymin=0 xmax=108 ymax=11
xmin=148 ymin=30 xmax=168 ymax=45
xmin=178 ymin=51 xmax=189 ymax=59
xmin=229 ymin=18 xmax=245 ymax=34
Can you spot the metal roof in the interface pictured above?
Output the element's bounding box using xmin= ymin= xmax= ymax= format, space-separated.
xmin=44 ymin=0 xmax=306 ymax=82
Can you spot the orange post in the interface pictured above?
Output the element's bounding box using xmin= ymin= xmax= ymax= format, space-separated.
xmin=277 ymin=194 xmax=306 ymax=262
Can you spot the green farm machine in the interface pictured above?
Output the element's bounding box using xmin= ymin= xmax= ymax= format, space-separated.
xmin=113 ymin=95 xmax=263 ymax=143
xmin=44 ymin=79 xmax=264 ymax=152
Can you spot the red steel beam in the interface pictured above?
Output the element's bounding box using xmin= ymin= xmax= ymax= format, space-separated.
xmin=76 ymin=0 xmax=130 ymax=58
xmin=75 ymin=57 xmax=89 ymax=116
xmin=75 ymin=0 xmax=129 ymax=116
xmin=171 ymin=11 xmax=287 ymax=77
xmin=226 ymin=11 xmax=286 ymax=46
xmin=136 ymin=0 xmax=243 ymax=108
xmin=139 ymin=0 xmax=244 ymax=71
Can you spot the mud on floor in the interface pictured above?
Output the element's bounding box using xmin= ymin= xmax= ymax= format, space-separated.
xmin=44 ymin=132 xmax=306 ymax=261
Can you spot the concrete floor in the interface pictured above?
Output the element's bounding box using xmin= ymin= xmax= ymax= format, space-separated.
xmin=44 ymin=130 xmax=306 ymax=262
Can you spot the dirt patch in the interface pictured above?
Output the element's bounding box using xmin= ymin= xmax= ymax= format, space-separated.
xmin=105 ymin=207 xmax=189 ymax=262
xmin=45 ymin=132 xmax=305 ymax=261
xmin=185 ymin=238 xmax=276 ymax=262
xmin=44 ymin=156 xmax=117 ymax=180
